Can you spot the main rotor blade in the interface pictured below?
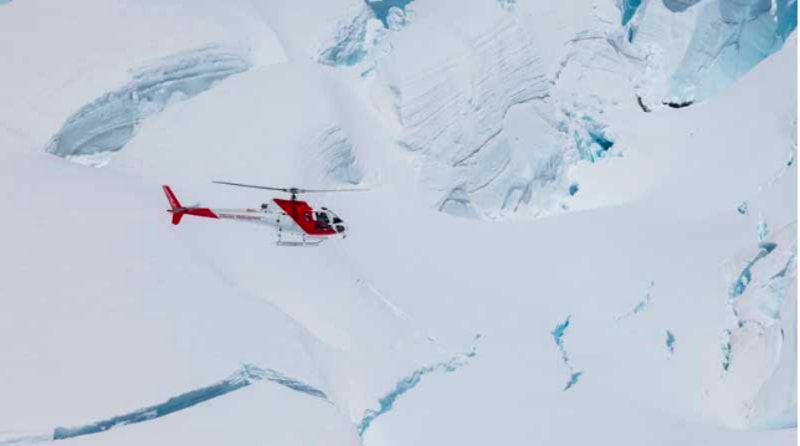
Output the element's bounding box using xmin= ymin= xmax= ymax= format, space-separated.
xmin=212 ymin=181 xmax=289 ymax=192
xmin=296 ymin=188 xmax=370 ymax=193
xmin=213 ymin=181 xmax=370 ymax=194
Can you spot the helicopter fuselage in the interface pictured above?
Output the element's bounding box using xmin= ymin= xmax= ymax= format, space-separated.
xmin=163 ymin=186 xmax=347 ymax=245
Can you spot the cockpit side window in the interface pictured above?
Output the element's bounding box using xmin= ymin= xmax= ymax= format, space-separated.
xmin=314 ymin=211 xmax=332 ymax=230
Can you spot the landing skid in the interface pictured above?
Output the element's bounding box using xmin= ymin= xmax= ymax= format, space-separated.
xmin=276 ymin=239 xmax=324 ymax=247
xmin=276 ymin=232 xmax=324 ymax=247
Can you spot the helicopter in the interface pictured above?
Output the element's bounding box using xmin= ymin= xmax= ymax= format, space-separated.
xmin=162 ymin=181 xmax=367 ymax=246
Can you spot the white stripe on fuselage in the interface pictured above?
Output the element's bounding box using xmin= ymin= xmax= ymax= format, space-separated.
xmin=209 ymin=208 xmax=305 ymax=235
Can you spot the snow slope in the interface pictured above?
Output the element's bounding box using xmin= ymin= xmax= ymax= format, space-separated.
xmin=0 ymin=0 xmax=796 ymax=445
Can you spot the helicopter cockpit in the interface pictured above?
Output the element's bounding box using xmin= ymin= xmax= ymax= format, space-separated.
xmin=315 ymin=207 xmax=346 ymax=233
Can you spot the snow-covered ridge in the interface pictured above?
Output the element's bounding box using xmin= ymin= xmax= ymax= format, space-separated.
xmin=46 ymin=46 xmax=251 ymax=166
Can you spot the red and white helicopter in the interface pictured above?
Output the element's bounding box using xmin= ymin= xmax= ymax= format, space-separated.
xmin=162 ymin=181 xmax=366 ymax=246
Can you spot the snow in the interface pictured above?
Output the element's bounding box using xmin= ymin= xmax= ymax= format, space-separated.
xmin=0 ymin=0 xmax=796 ymax=445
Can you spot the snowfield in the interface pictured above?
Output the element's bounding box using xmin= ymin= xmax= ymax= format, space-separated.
xmin=0 ymin=0 xmax=796 ymax=445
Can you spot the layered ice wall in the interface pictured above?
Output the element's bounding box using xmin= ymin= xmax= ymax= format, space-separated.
xmin=374 ymin=2 xmax=577 ymax=218
xmin=46 ymin=46 xmax=251 ymax=166
xmin=300 ymin=125 xmax=364 ymax=185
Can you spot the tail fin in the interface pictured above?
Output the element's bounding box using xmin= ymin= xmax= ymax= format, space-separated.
xmin=163 ymin=185 xmax=182 ymax=209
xmin=163 ymin=185 xmax=185 ymax=225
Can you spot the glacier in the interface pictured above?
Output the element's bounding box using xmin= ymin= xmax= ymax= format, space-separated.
xmin=0 ymin=0 xmax=796 ymax=445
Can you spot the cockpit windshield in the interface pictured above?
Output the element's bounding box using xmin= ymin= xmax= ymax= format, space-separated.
xmin=317 ymin=208 xmax=346 ymax=233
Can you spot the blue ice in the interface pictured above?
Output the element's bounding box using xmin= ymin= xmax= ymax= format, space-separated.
xmin=261 ymin=368 xmax=329 ymax=400
xmin=737 ymin=202 xmax=749 ymax=215
xmin=729 ymin=242 xmax=778 ymax=302
xmin=575 ymin=118 xmax=615 ymax=163
xmin=53 ymin=370 xmax=251 ymax=440
xmin=50 ymin=364 xmax=326 ymax=441
xmin=358 ymin=335 xmax=479 ymax=436
xmin=564 ymin=371 xmax=583 ymax=391
xmin=1 ymin=364 xmax=330 ymax=443
xmin=759 ymin=254 xmax=796 ymax=320
xmin=358 ymin=366 xmax=434 ymax=436
xmin=668 ymin=1 xmax=796 ymax=102
xmin=589 ymin=130 xmax=614 ymax=152
xmin=621 ymin=0 xmax=642 ymax=25
xmin=618 ymin=281 xmax=655 ymax=321
xmin=662 ymin=0 xmax=702 ymax=13
xmin=666 ymin=331 xmax=676 ymax=355
xmin=365 ymin=0 xmax=414 ymax=26
xmin=777 ymin=0 xmax=798 ymax=41
xmin=551 ymin=316 xmax=584 ymax=390
xmin=552 ymin=316 xmax=571 ymax=365
xmin=318 ymin=14 xmax=371 ymax=66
